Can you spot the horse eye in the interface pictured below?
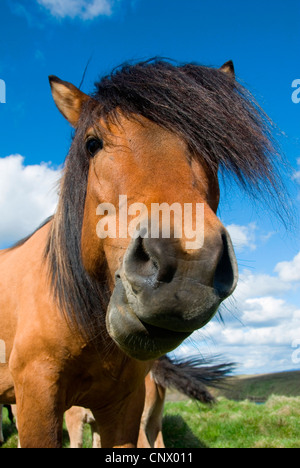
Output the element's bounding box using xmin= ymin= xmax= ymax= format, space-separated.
xmin=86 ymin=138 xmax=103 ymax=157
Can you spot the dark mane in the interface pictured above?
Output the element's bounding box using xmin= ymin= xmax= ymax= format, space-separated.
xmin=94 ymin=59 xmax=286 ymax=200
xmin=46 ymin=58 xmax=288 ymax=344
xmin=45 ymin=100 xmax=111 ymax=345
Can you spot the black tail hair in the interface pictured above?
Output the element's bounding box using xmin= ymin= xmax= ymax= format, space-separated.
xmin=152 ymin=355 xmax=235 ymax=404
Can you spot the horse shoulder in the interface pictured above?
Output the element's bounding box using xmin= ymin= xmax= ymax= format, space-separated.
xmin=0 ymin=223 xmax=78 ymax=382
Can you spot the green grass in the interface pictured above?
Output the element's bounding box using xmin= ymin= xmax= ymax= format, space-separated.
xmin=0 ymin=407 xmax=18 ymax=448
xmin=2 ymin=395 xmax=300 ymax=448
xmin=163 ymin=396 xmax=300 ymax=448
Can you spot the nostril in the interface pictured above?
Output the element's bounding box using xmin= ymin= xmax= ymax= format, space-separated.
xmin=135 ymin=236 xmax=151 ymax=264
xmin=156 ymin=262 xmax=176 ymax=284
xmin=213 ymin=233 xmax=238 ymax=299
xmin=124 ymin=236 xmax=178 ymax=289
xmin=128 ymin=237 xmax=158 ymax=281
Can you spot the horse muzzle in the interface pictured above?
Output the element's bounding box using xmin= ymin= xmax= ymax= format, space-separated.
xmin=106 ymin=229 xmax=238 ymax=360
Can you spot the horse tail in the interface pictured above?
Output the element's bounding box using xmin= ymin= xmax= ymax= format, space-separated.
xmin=151 ymin=355 xmax=235 ymax=404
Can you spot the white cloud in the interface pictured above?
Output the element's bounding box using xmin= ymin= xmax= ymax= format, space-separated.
xmin=234 ymin=270 xmax=292 ymax=301
xmin=241 ymin=296 xmax=299 ymax=326
xmin=0 ymin=155 xmax=60 ymax=246
xmin=231 ymin=250 xmax=300 ymax=305
xmin=226 ymin=223 xmax=257 ymax=253
xmin=37 ymin=0 xmax=113 ymax=19
xmin=275 ymin=252 xmax=300 ymax=283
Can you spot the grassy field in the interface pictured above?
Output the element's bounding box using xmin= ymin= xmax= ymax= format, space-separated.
xmin=1 ymin=371 xmax=300 ymax=448
xmin=163 ymin=396 xmax=300 ymax=448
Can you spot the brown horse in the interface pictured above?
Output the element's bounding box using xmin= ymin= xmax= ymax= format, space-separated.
xmin=0 ymin=59 xmax=282 ymax=448
xmin=65 ymin=356 xmax=232 ymax=448
xmin=1 ymin=357 xmax=231 ymax=447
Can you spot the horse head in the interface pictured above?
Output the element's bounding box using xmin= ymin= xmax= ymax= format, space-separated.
xmin=49 ymin=59 xmax=278 ymax=360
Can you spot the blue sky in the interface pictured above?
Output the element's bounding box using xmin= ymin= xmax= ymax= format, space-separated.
xmin=0 ymin=0 xmax=300 ymax=374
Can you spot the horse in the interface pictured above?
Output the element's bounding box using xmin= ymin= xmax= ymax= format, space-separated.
xmin=0 ymin=58 xmax=283 ymax=448
xmin=0 ymin=357 xmax=231 ymax=448
xmin=65 ymin=356 xmax=233 ymax=448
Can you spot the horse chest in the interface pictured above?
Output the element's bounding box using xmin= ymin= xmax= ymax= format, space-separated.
xmin=65 ymin=352 xmax=149 ymax=410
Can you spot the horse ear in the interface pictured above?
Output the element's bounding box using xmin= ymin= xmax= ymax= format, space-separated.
xmin=220 ymin=60 xmax=235 ymax=77
xmin=49 ymin=76 xmax=90 ymax=127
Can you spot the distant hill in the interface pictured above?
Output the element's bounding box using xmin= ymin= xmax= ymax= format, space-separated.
xmin=213 ymin=370 xmax=300 ymax=402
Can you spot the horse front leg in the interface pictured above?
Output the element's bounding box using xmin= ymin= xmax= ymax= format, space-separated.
xmin=138 ymin=374 xmax=166 ymax=448
xmin=92 ymin=384 xmax=145 ymax=448
xmin=11 ymin=361 xmax=65 ymax=448
xmin=65 ymin=406 xmax=86 ymax=448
